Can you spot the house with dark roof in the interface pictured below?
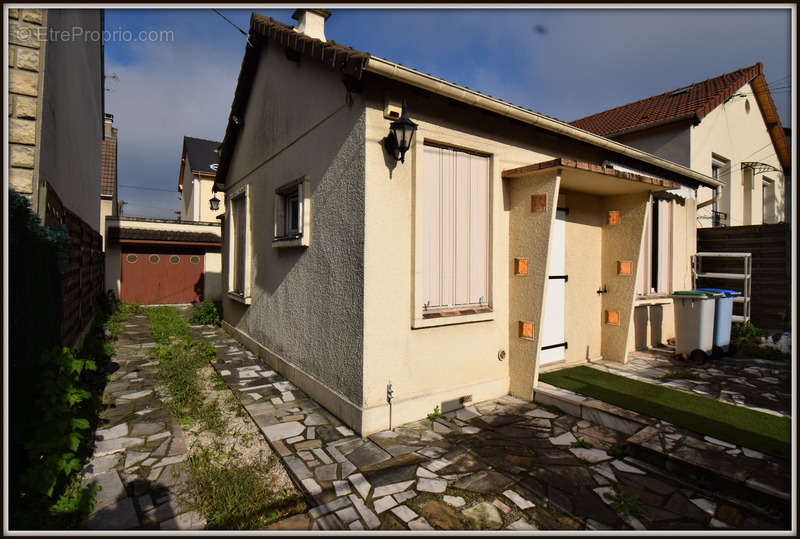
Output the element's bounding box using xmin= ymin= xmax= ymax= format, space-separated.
xmin=100 ymin=113 xmax=119 ymax=250
xmin=179 ymin=135 xmax=225 ymax=222
xmin=213 ymin=10 xmax=722 ymax=435
xmin=571 ymin=63 xmax=790 ymax=229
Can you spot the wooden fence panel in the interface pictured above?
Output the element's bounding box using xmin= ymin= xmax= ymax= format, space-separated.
xmin=697 ymin=223 xmax=790 ymax=330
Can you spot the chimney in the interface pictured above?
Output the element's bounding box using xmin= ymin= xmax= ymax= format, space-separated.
xmin=104 ymin=113 xmax=114 ymax=138
xmin=291 ymin=9 xmax=331 ymax=42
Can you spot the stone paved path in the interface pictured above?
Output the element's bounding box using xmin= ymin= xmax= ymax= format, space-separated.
xmin=82 ymin=312 xmax=204 ymax=530
xmin=592 ymin=350 xmax=791 ymax=417
xmin=201 ymin=325 xmax=788 ymax=531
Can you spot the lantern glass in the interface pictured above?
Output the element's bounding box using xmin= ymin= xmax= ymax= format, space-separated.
xmin=209 ymin=195 xmax=220 ymax=211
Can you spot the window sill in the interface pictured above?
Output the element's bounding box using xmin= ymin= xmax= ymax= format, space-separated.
xmin=272 ymin=236 xmax=309 ymax=248
xmin=634 ymin=296 xmax=672 ymax=306
xmin=413 ymin=309 xmax=494 ymax=329
xmin=227 ymin=292 xmax=252 ymax=305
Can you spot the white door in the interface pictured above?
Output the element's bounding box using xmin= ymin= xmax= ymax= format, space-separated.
xmin=539 ymin=209 xmax=567 ymax=365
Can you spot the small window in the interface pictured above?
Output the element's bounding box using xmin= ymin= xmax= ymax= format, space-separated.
xmin=126 ymin=254 xmax=138 ymax=263
xmin=669 ymin=85 xmax=692 ymax=97
xmin=149 ymin=255 xmax=160 ymax=264
xmin=169 ymin=255 xmax=180 ymax=264
xmin=273 ymin=176 xmax=309 ymax=246
xmin=190 ymin=256 xmax=200 ymax=264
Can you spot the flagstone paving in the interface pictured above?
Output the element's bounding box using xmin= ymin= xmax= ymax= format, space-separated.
xmin=82 ymin=312 xmax=203 ymax=530
xmin=199 ymin=325 xmax=789 ymax=531
xmin=592 ymin=350 xmax=791 ymax=417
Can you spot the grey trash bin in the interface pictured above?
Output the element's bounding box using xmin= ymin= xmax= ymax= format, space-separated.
xmin=695 ymin=288 xmax=741 ymax=353
xmin=671 ymin=290 xmax=719 ymax=359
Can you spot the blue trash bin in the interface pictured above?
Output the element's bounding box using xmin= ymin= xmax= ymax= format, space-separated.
xmin=695 ymin=288 xmax=741 ymax=353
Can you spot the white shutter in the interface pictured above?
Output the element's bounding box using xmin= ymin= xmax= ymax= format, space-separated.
xmin=423 ymin=146 xmax=489 ymax=309
xmin=656 ymin=199 xmax=672 ymax=294
xmin=468 ymin=153 xmax=489 ymax=305
xmin=423 ymin=147 xmax=442 ymax=308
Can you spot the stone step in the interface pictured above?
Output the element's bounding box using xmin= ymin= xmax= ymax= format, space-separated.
xmin=534 ymin=383 xmax=790 ymax=519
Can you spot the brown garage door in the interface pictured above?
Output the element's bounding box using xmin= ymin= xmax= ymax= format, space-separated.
xmin=121 ymin=248 xmax=205 ymax=304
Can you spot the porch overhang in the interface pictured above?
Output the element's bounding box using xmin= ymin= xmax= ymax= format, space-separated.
xmin=502 ymin=158 xmax=681 ymax=196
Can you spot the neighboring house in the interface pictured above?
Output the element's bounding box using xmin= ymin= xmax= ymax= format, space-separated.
xmin=214 ymin=10 xmax=721 ymax=436
xmin=8 ymin=7 xmax=105 ymax=346
xmin=104 ymin=217 xmax=222 ymax=305
xmin=570 ymin=63 xmax=791 ymax=230
xmin=100 ymin=113 xmax=119 ymax=250
xmin=179 ymin=136 xmax=225 ymax=222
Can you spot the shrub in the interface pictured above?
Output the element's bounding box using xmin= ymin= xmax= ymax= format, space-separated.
xmin=731 ymin=322 xmax=764 ymax=340
xmin=190 ymin=300 xmax=222 ymax=325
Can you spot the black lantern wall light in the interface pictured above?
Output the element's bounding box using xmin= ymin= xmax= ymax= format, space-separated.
xmin=209 ymin=193 xmax=220 ymax=211
xmin=383 ymin=102 xmax=418 ymax=164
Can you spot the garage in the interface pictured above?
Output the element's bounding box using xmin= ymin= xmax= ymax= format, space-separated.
xmin=105 ymin=218 xmax=222 ymax=305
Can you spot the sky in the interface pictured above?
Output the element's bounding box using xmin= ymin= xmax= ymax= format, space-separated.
xmin=104 ymin=7 xmax=793 ymax=219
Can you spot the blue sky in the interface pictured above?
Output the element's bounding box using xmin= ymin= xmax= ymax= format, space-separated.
xmin=104 ymin=7 xmax=793 ymax=219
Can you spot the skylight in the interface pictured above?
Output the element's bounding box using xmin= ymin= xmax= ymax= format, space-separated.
xmin=669 ymin=85 xmax=692 ymax=97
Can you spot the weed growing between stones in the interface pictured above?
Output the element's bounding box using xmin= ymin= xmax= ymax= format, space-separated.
xmin=189 ymin=300 xmax=222 ymax=326
xmin=570 ymin=438 xmax=593 ymax=449
xmin=606 ymin=442 xmax=630 ymax=459
xmin=427 ymin=405 xmax=444 ymax=420
xmin=603 ymin=488 xmax=645 ymax=520
xmin=188 ymin=447 xmax=304 ymax=530
xmin=146 ymin=306 xmax=303 ymax=529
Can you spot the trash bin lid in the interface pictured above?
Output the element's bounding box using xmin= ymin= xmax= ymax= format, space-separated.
xmin=695 ymin=288 xmax=741 ymax=297
xmin=672 ymin=290 xmax=718 ymax=298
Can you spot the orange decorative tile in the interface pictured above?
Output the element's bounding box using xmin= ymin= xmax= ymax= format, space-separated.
xmin=519 ymin=321 xmax=534 ymax=339
xmin=605 ymin=310 xmax=620 ymax=325
xmin=514 ymin=258 xmax=529 ymax=275
xmin=617 ymin=261 xmax=632 ymax=275
xmin=531 ymin=194 xmax=547 ymax=212
xmin=607 ymin=210 xmax=620 ymax=225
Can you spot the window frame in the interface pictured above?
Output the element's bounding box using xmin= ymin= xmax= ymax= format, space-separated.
xmin=636 ymin=195 xmax=673 ymax=298
xmin=227 ymin=182 xmax=252 ymax=304
xmin=412 ymin=135 xmax=495 ymax=329
xmin=273 ymin=176 xmax=311 ymax=248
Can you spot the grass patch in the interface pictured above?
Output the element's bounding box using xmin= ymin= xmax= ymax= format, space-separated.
xmin=733 ymin=340 xmax=790 ymax=361
xmin=427 ymin=405 xmax=444 ymax=420
xmin=188 ymin=448 xmax=305 ymax=530
xmin=147 ymin=307 xmax=219 ymax=431
xmin=540 ymin=366 xmax=790 ymax=458
xmin=661 ymin=370 xmax=698 ymax=381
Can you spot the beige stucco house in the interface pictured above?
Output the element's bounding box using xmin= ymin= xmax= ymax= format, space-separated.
xmin=179 ymin=136 xmax=225 ymax=222
xmin=571 ymin=63 xmax=791 ymax=229
xmin=214 ymin=10 xmax=721 ymax=436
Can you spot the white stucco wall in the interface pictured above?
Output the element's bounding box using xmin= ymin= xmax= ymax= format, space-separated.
xmin=690 ymin=83 xmax=785 ymax=226
xmin=615 ymin=122 xmax=691 ymax=168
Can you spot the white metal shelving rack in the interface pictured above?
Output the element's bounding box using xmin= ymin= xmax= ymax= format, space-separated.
xmin=691 ymin=252 xmax=752 ymax=323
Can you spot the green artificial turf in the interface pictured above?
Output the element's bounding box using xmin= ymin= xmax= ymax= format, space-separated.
xmin=539 ymin=366 xmax=790 ymax=459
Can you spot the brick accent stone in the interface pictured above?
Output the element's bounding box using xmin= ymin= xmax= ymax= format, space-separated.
xmin=9 ymin=119 xmax=36 ymax=144
xmin=617 ymin=261 xmax=632 ymax=275
xmin=605 ymin=311 xmax=620 ymax=325
xmin=514 ymin=258 xmax=529 ymax=275
xmin=9 ymin=68 xmax=39 ymax=96
xmin=16 ymin=47 xmax=40 ymax=71
xmin=10 ymin=144 xmax=36 ymax=168
xmin=519 ymin=321 xmax=534 ymax=340
xmin=531 ymin=194 xmax=547 ymax=212
xmin=9 ymin=168 xmax=34 ymax=194
xmin=607 ymin=211 xmax=620 ymax=225
xmin=15 ymin=95 xmax=37 ymax=119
